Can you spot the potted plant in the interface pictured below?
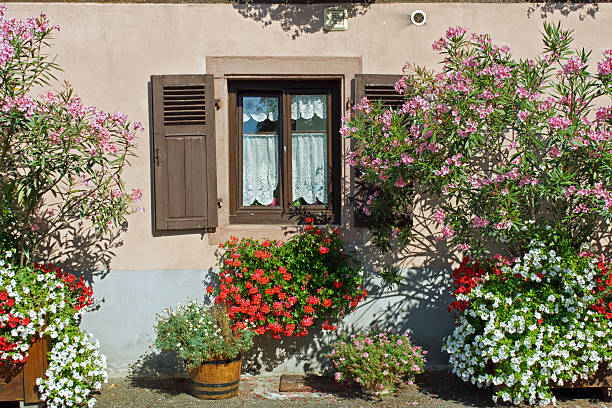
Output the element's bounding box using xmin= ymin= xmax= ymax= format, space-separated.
xmin=0 ymin=251 xmax=107 ymax=407
xmin=327 ymin=328 xmax=427 ymax=396
xmin=444 ymin=241 xmax=612 ymax=405
xmin=213 ymin=218 xmax=367 ymax=339
xmin=154 ymin=301 xmax=254 ymax=399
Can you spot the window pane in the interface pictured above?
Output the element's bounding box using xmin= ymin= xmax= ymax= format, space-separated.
xmin=242 ymin=96 xmax=280 ymax=207
xmin=291 ymin=94 xmax=328 ymax=205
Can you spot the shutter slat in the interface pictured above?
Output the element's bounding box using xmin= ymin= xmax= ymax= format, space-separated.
xmin=151 ymin=74 xmax=218 ymax=232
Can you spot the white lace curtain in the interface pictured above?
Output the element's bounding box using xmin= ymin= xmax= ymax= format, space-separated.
xmin=292 ymin=133 xmax=327 ymax=204
xmin=242 ymin=95 xmax=328 ymax=206
xmin=243 ymin=134 xmax=279 ymax=206
xmin=243 ymin=95 xmax=327 ymax=122
xmin=242 ymin=133 xmax=328 ymax=206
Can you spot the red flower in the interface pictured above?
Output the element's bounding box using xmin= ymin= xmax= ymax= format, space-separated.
xmin=283 ymin=274 xmax=292 ymax=281
xmin=306 ymin=296 xmax=320 ymax=305
xmin=232 ymin=259 xmax=242 ymax=267
xmin=333 ymin=281 xmax=343 ymax=288
xmin=304 ymin=305 xmax=314 ymax=314
xmin=206 ymin=286 xmax=214 ymax=294
xmin=254 ymin=327 xmax=265 ymax=335
xmin=302 ymin=316 xmax=314 ymax=327
xmin=305 ymin=217 xmax=314 ymax=224
xmin=319 ymin=246 xmax=329 ymax=254
xmin=537 ymin=318 xmax=543 ymax=324
xmin=322 ymin=299 xmax=332 ymax=307
xmin=262 ymin=240 xmax=271 ymax=247
xmin=278 ymin=266 xmax=287 ymax=274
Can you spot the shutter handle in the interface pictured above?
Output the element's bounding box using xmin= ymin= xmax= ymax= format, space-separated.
xmin=155 ymin=148 xmax=160 ymax=167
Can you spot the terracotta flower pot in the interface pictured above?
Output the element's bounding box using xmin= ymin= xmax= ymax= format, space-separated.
xmin=189 ymin=355 xmax=242 ymax=400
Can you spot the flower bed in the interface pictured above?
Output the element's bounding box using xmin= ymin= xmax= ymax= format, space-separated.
xmin=214 ymin=219 xmax=366 ymax=338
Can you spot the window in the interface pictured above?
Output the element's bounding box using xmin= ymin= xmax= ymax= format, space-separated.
xmin=228 ymin=80 xmax=341 ymax=224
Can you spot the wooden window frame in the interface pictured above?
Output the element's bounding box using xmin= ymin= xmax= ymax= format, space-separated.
xmin=228 ymin=79 xmax=341 ymax=224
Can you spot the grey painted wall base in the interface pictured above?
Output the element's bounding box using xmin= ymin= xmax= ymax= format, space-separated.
xmin=81 ymin=268 xmax=454 ymax=378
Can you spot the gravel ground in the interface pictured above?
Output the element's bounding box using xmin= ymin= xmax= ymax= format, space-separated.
xmin=94 ymin=370 xmax=612 ymax=408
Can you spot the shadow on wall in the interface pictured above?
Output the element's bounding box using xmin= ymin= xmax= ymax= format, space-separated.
xmin=527 ymin=1 xmax=599 ymax=20
xmin=38 ymin=219 xmax=127 ymax=286
xmin=231 ymin=1 xmax=373 ymax=39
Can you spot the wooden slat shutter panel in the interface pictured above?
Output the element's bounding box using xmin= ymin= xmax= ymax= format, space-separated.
xmin=353 ymin=74 xmax=403 ymax=228
xmin=151 ymin=74 xmax=218 ymax=231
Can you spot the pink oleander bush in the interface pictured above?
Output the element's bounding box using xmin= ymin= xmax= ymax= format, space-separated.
xmin=327 ymin=328 xmax=427 ymax=393
xmin=345 ymin=22 xmax=612 ymax=256
xmin=0 ymin=4 xmax=143 ymax=263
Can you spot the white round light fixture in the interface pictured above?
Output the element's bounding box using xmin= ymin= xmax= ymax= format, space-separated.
xmin=411 ymin=10 xmax=427 ymax=26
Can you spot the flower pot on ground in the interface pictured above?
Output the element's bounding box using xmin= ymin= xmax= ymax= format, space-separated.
xmin=327 ymin=328 xmax=427 ymax=395
xmin=550 ymin=364 xmax=612 ymax=402
xmin=154 ymin=302 xmax=254 ymax=400
xmin=444 ymin=244 xmax=612 ymax=406
xmin=189 ymin=355 xmax=242 ymax=400
xmin=0 ymin=252 xmax=107 ymax=407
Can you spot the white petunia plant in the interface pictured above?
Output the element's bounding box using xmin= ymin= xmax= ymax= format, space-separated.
xmin=37 ymin=329 xmax=108 ymax=408
xmin=0 ymin=250 xmax=107 ymax=407
xmin=443 ymin=243 xmax=612 ymax=406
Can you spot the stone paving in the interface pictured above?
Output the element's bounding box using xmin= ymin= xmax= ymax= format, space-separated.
xmin=94 ymin=370 xmax=612 ymax=408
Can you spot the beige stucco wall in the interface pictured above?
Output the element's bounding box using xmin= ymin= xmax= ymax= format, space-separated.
xmin=5 ymin=2 xmax=612 ymax=376
xmin=8 ymin=1 xmax=612 ymax=271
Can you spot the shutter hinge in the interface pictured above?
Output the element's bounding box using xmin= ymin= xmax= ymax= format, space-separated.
xmin=204 ymin=226 xmax=216 ymax=233
xmin=346 ymin=97 xmax=353 ymax=111
xmin=215 ymin=99 xmax=222 ymax=110
xmin=217 ymin=198 xmax=222 ymax=208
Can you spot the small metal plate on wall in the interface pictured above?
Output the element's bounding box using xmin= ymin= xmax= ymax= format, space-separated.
xmin=324 ymin=7 xmax=348 ymax=31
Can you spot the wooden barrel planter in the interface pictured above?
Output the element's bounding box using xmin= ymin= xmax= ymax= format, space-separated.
xmin=550 ymin=365 xmax=612 ymax=401
xmin=0 ymin=336 xmax=48 ymax=404
xmin=189 ymin=355 xmax=242 ymax=400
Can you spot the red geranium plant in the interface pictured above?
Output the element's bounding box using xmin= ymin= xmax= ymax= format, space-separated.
xmin=213 ymin=218 xmax=366 ymax=338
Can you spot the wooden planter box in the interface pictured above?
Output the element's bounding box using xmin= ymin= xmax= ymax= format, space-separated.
xmin=0 ymin=336 xmax=48 ymax=405
xmin=550 ymin=365 xmax=612 ymax=401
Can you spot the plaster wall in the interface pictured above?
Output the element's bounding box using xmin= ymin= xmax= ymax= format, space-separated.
xmin=5 ymin=1 xmax=612 ymax=376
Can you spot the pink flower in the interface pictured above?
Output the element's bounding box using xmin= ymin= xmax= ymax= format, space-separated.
xmin=433 ymin=209 xmax=446 ymax=225
xmin=473 ymin=216 xmax=489 ymax=228
xmin=130 ymin=188 xmax=143 ymax=201
xmin=456 ymin=243 xmax=470 ymax=251
xmin=446 ymin=26 xmax=467 ymax=39
xmin=432 ymin=38 xmax=447 ymax=51
xmin=394 ymin=177 xmax=407 ymax=188
xmin=441 ymin=225 xmax=455 ymax=239
xmin=563 ymin=56 xmax=585 ymax=75
xmin=548 ymin=116 xmax=572 ymax=130
xmin=334 ymin=372 xmax=341 ymax=381
xmin=517 ymin=110 xmax=530 ymax=122
xmin=548 ymin=147 xmax=562 ymax=158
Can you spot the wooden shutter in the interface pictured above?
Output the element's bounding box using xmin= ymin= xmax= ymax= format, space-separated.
xmin=353 ymin=74 xmax=403 ymax=227
xmin=151 ymin=74 xmax=218 ymax=231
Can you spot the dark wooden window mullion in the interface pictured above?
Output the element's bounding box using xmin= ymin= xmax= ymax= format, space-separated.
xmin=282 ymin=91 xmax=291 ymax=213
